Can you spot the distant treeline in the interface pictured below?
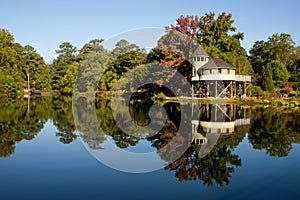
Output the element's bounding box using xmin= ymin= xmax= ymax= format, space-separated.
xmin=0 ymin=12 xmax=299 ymax=98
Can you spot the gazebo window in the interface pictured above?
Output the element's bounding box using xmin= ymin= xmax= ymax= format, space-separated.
xmin=218 ymin=69 xmax=222 ymax=74
xmin=201 ymin=57 xmax=205 ymax=61
xmin=197 ymin=57 xmax=200 ymax=61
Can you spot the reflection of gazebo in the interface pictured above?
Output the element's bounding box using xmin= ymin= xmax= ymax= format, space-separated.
xmin=191 ymin=104 xmax=251 ymax=146
xmin=199 ymin=121 xmax=235 ymax=134
xmin=192 ymin=132 xmax=207 ymax=145
xmin=190 ymin=46 xmax=251 ymax=98
xmin=190 ymin=104 xmax=251 ymax=158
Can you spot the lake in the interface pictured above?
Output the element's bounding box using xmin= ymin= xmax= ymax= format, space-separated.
xmin=0 ymin=96 xmax=300 ymax=200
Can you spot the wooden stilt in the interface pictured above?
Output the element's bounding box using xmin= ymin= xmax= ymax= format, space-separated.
xmin=217 ymin=81 xmax=232 ymax=98
xmin=235 ymin=82 xmax=237 ymax=97
xmin=230 ymin=104 xmax=233 ymax=120
xmin=230 ymin=81 xmax=233 ymax=98
xmin=244 ymin=82 xmax=247 ymax=97
xmin=216 ymin=104 xmax=232 ymax=121
xmin=215 ymin=81 xmax=218 ymax=98
xmin=192 ymin=102 xmax=194 ymax=118
xmin=206 ymin=104 xmax=209 ymax=119
xmin=192 ymin=83 xmax=194 ymax=98
xmin=214 ymin=104 xmax=217 ymax=121
xmin=234 ymin=104 xmax=236 ymax=120
xmin=207 ymin=83 xmax=210 ymax=97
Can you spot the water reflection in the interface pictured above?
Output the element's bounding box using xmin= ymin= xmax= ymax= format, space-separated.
xmin=0 ymin=97 xmax=300 ymax=186
xmin=191 ymin=104 xmax=250 ymax=157
xmin=0 ymin=96 xmax=77 ymax=157
xmin=249 ymin=107 xmax=300 ymax=157
xmin=166 ymin=104 xmax=250 ymax=186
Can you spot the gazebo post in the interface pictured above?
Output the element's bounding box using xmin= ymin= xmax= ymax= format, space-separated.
xmin=215 ymin=81 xmax=218 ymax=98
xmin=192 ymin=83 xmax=194 ymax=98
xmin=207 ymin=83 xmax=210 ymax=97
xmin=244 ymin=82 xmax=247 ymax=97
xmin=230 ymin=81 xmax=233 ymax=98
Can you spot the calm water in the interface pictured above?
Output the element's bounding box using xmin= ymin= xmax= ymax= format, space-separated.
xmin=0 ymin=96 xmax=300 ymax=200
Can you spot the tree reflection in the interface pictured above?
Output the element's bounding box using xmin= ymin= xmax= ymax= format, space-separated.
xmin=94 ymin=99 xmax=140 ymax=148
xmin=82 ymin=98 xmax=182 ymax=150
xmin=1 ymin=95 xmax=300 ymax=188
xmin=51 ymin=96 xmax=77 ymax=144
xmin=248 ymin=107 xmax=300 ymax=157
xmin=0 ymin=97 xmax=48 ymax=157
xmin=165 ymin=144 xmax=242 ymax=186
xmin=0 ymin=96 xmax=78 ymax=157
xmin=164 ymin=104 xmax=249 ymax=186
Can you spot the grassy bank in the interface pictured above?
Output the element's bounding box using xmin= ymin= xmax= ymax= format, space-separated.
xmin=152 ymin=94 xmax=300 ymax=107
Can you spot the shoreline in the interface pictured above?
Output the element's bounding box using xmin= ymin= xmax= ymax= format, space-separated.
xmin=152 ymin=96 xmax=300 ymax=107
xmin=3 ymin=90 xmax=299 ymax=107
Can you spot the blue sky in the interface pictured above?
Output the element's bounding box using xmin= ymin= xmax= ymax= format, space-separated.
xmin=1 ymin=0 xmax=299 ymax=63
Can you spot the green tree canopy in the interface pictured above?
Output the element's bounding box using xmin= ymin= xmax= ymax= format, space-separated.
xmin=198 ymin=12 xmax=252 ymax=75
xmin=287 ymin=46 xmax=300 ymax=82
xmin=249 ymin=33 xmax=295 ymax=89
xmin=98 ymin=40 xmax=147 ymax=91
xmin=78 ymin=38 xmax=104 ymax=61
xmin=166 ymin=12 xmax=253 ymax=76
xmin=0 ymin=29 xmax=16 ymax=73
xmin=51 ymin=42 xmax=79 ymax=93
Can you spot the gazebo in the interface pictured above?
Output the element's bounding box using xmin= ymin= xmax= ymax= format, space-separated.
xmin=190 ymin=46 xmax=251 ymax=98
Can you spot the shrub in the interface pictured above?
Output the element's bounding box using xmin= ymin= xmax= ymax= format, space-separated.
xmin=289 ymin=91 xmax=298 ymax=97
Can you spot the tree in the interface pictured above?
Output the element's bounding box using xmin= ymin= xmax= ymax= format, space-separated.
xmin=198 ymin=12 xmax=252 ymax=75
xmin=287 ymin=46 xmax=300 ymax=82
xmin=77 ymin=38 xmax=104 ymax=61
xmin=289 ymin=58 xmax=300 ymax=82
xmin=163 ymin=12 xmax=252 ymax=80
xmin=77 ymin=45 xmax=111 ymax=92
xmin=0 ymin=73 xmax=16 ymax=97
xmin=261 ymin=64 xmax=274 ymax=91
xmin=166 ymin=15 xmax=204 ymax=39
xmin=51 ymin=42 xmax=78 ymax=93
xmin=0 ymin=29 xmax=17 ymax=96
xmin=0 ymin=29 xmax=52 ymax=94
xmin=112 ymin=39 xmax=140 ymax=57
xmin=149 ymin=35 xmax=191 ymax=78
xmin=98 ymin=40 xmax=147 ymax=91
xmin=0 ymin=29 xmax=16 ymax=74
xmin=19 ymin=45 xmax=50 ymax=91
xmin=271 ymin=61 xmax=289 ymax=87
xmin=55 ymin=42 xmax=77 ymax=63
xmin=249 ymin=33 xmax=295 ymax=89
xmin=60 ymin=62 xmax=80 ymax=94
